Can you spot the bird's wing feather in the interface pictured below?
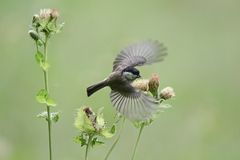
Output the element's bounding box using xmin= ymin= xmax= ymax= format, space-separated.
xmin=110 ymin=89 xmax=160 ymax=120
xmin=113 ymin=40 xmax=167 ymax=71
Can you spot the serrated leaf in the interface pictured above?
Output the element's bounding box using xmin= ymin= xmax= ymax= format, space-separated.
xmin=36 ymin=89 xmax=48 ymax=104
xmin=46 ymin=97 xmax=57 ymax=107
xmin=75 ymin=135 xmax=87 ymax=147
xmin=37 ymin=111 xmax=59 ymax=122
xmin=91 ymin=137 xmax=97 ymax=147
xmin=91 ymin=137 xmax=104 ymax=147
xmin=37 ymin=111 xmax=48 ymax=119
xmin=51 ymin=112 xmax=59 ymax=122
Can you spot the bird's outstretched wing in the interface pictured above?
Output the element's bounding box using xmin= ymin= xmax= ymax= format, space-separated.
xmin=113 ymin=40 xmax=167 ymax=71
xmin=110 ymin=88 xmax=160 ymax=121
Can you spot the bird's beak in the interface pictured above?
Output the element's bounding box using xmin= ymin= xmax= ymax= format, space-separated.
xmin=137 ymin=75 xmax=141 ymax=78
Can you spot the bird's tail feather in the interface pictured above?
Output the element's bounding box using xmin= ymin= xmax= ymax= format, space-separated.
xmin=87 ymin=80 xmax=108 ymax=97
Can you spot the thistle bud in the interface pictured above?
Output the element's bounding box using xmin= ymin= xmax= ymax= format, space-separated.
xmin=148 ymin=74 xmax=160 ymax=98
xmin=28 ymin=30 xmax=39 ymax=41
xmin=160 ymin=87 xmax=175 ymax=100
xmin=74 ymin=107 xmax=114 ymax=138
xmin=131 ymin=79 xmax=149 ymax=91
xmin=32 ymin=14 xmax=40 ymax=24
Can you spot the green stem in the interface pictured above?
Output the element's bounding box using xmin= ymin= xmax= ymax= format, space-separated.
xmin=43 ymin=35 xmax=52 ymax=160
xmin=131 ymin=124 xmax=144 ymax=160
xmin=85 ymin=135 xmax=93 ymax=160
xmin=104 ymin=118 xmax=125 ymax=160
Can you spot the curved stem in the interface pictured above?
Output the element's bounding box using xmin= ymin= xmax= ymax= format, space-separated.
xmin=131 ymin=124 xmax=144 ymax=160
xmin=85 ymin=135 xmax=93 ymax=160
xmin=104 ymin=118 xmax=125 ymax=160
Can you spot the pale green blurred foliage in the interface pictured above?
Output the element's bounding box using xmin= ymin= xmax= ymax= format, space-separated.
xmin=0 ymin=0 xmax=240 ymax=160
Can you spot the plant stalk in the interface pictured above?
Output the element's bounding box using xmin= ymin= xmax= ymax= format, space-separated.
xmin=104 ymin=118 xmax=125 ymax=160
xmin=85 ymin=135 xmax=93 ymax=160
xmin=131 ymin=124 xmax=144 ymax=160
xmin=43 ymin=35 xmax=52 ymax=160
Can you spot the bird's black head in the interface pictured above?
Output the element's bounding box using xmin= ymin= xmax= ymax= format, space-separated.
xmin=122 ymin=66 xmax=141 ymax=80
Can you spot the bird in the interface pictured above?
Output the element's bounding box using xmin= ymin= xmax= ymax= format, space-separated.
xmin=87 ymin=40 xmax=167 ymax=121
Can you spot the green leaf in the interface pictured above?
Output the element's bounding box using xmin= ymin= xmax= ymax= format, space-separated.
xmin=37 ymin=111 xmax=59 ymax=122
xmin=39 ymin=20 xmax=48 ymax=28
xmin=133 ymin=119 xmax=153 ymax=128
xmin=37 ymin=111 xmax=48 ymax=119
xmin=46 ymin=97 xmax=57 ymax=107
xmin=95 ymin=140 xmax=104 ymax=145
xmin=91 ymin=137 xmax=97 ymax=146
xmin=35 ymin=51 xmax=50 ymax=71
xmin=51 ymin=112 xmax=59 ymax=122
xmin=75 ymin=134 xmax=87 ymax=147
xmin=47 ymin=23 xmax=56 ymax=32
xmin=41 ymin=62 xmax=50 ymax=71
xmin=110 ymin=124 xmax=116 ymax=134
xmin=91 ymin=137 xmax=104 ymax=147
xmin=36 ymin=89 xmax=48 ymax=104
xmin=56 ymin=22 xmax=65 ymax=33
xmin=36 ymin=89 xmax=56 ymax=107
xmin=100 ymin=129 xmax=114 ymax=138
xmin=35 ymin=51 xmax=44 ymax=65
xmin=37 ymin=40 xmax=43 ymax=46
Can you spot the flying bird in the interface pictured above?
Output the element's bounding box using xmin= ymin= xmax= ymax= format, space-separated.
xmin=87 ymin=40 xmax=167 ymax=120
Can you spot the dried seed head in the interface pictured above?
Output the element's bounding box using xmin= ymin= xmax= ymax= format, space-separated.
xmin=131 ymin=79 xmax=149 ymax=91
xmin=160 ymin=87 xmax=175 ymax=100
xmin=28 ymin=30 xmax=39 ymax=41
xmin=39 ymin=8 xmax=52 ymax=19
xmin=50 ymin=9 xmax=59 ymax=19
xmin=83 ymin=107 xmax=93 ymax=118
xmin=148 ymin=74 xmax=160 ymax=97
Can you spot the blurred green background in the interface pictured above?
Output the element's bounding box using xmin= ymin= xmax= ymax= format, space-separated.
xmin=0 ymin=0 xmax=240 ymax=160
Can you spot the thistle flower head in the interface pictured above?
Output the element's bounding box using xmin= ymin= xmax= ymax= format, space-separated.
xmin=74 ymin=106 xmax=114 ymax=138
xmin=148 ymin=73 xmax=160 ymax=98
xmin=131 ymin=79 xmax=149 ymax=92
xmin=160 ymin=86 xmax=175 ymax=100
xmin=50 ymin=9 xmax=59 ymax=19
xmin=29 ymin=9 xmax=64 ymax=42
xmin=39 ymin=8 xmax=52 ymax=19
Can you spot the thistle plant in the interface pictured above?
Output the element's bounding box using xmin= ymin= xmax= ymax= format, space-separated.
xmin=28 ymin=9 xmax=64 ymax=160
xmin=102 ymin=73 xmax=175 ymax=160
xmin=130 ymin=73 xmax=175 ymax=160
xmin=74 ymin=107 xmax=116 ymax=160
